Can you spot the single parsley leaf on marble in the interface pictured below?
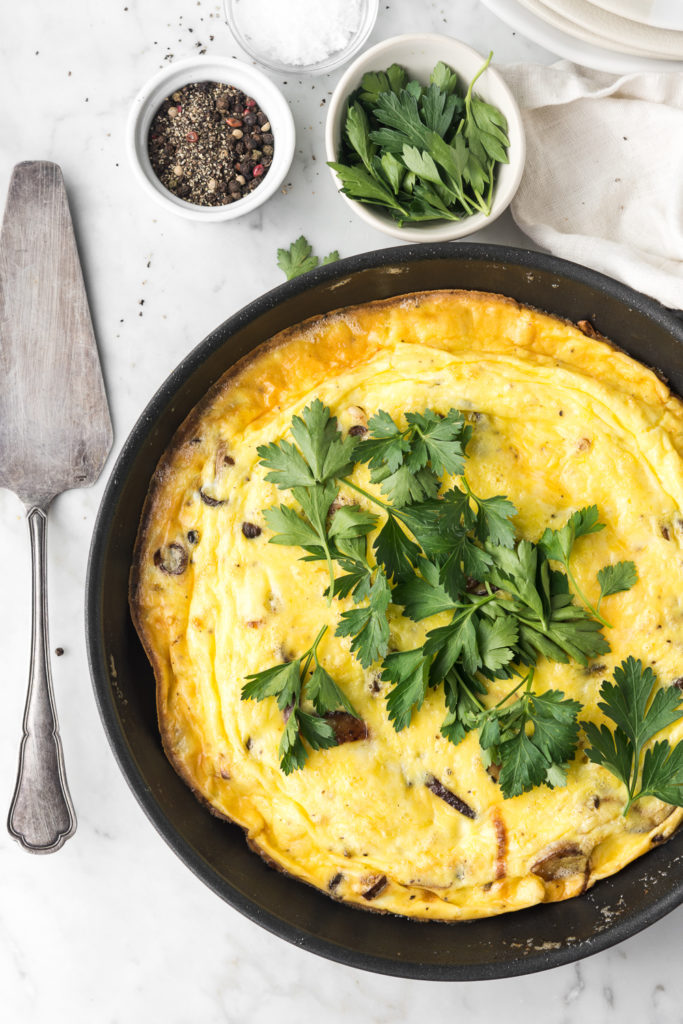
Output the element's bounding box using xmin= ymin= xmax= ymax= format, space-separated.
xmin=276 ymin=236 xmax=341 ymax=281
xmin=582 ymin=657 xmax=683 ymax=812
xmin=276 ymin=236 xmax=318 ymax=280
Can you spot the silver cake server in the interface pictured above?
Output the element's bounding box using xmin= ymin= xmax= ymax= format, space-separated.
xmin=0 ymin=161 xmax=113 ymax=853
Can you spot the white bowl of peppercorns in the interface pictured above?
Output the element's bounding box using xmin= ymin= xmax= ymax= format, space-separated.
xmin=127 ymin=56 xmax=295 ymax=221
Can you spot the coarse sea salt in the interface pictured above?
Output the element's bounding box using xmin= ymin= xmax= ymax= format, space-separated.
xmin=232 ymin=0 xmax=364 ymax=68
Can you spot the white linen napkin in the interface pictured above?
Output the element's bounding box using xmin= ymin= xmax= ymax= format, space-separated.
xmin=502 ymin=62 xmax=683 ymax=309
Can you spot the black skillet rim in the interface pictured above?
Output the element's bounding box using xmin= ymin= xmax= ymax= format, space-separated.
xmin=86 ymin=242 xmax=683 ymax=981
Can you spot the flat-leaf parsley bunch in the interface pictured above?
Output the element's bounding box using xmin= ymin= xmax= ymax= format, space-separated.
xmin=329 ymin=55 xmax=510 ymax=225
xmin=240 ymin=400 xmax=683 ymax=811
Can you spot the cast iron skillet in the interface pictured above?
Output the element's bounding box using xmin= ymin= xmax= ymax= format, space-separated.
xmin=86 ymin=243 xmax=683 ymax=981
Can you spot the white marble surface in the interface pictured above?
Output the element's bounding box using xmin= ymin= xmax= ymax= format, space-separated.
xmin=0 ymin=1 xmax=681 ymax=1019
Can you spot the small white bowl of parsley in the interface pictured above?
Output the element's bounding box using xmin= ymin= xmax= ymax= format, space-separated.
xmin=324 ymin=34 xmax=525 ymax=241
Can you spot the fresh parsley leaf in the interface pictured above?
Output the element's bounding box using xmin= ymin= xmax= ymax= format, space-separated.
xmin=491 ymin=682 xmax=581 ymax=798
xmin=597 ymin=560 xmax=638 ymax=604
xmin=539 ymin=505 xmax=605 ymax=564
xmin=279 ymin=711 xmax=308 ymax=774
xmin=392 ymin=558 xmax=456 ymax=621
xmin=404 ymin=408 xmax=470 ymax=477
xmin=430 ymin=60 xmax=459 ymax=95
xmin=371 ymin=464 xmax=439 ymax=507
xmin=471 ymin=492 xmax=517 ymax=548
xmin=597 ymin=658 xmax=682 ymax=757
xmin=498 ymin=728 xmax=549 ymax=798
xmin=475 ymin=612 xmax=518 ymax=674
xmin=263 ymin=504 xmax=324 ymax=555
xmin=327 ymin=504 xmax=378 ymax=543
xmin=358 ymin=64 xmax=407 ymax=105
xmin=382 ymin=648 xmax=431 ymax=730
xmin=328 ymin=160 xmax=408 ymax=214
xmin=306 ymin=665 xmax=359 ymax=718
xmin=276 ymin=236 xmax=319 ymax=281
xmin=639 ymin=740 xmax=683 ymax=806
xmin=243 ymin=627 xmax=359 ymax=774
xmin=354 ymin=407 xmax=469 ymax=506
xmin=242 ymin=659 xmax=302 ymax=709
xmin=373 ymin=512 xmax=423 ymax=582
xmin=296 ymin=710 xmax=339 ymax=751
xmin=582 ymin=658 xmax=683 ymax=811
xmin=327 ymin=556 xmax=372 ymax=601
xmin=378 ymin=150 xmax=404 ymax=193
xmin=439 ymin=531 xmax=492 ymax=600
xmin=425 ymin=609 xmax=480 ymax=679
xmin=289 ymin=400 xmax=355 ymax=483
xmin=345 ymin=101 xmax=375 ymax=171
xmin=335 ymin=569 xmax=391 ymax=667
xmin=353 ymin=409 xmax=410 ymax=473
xmin=257 ymin=439 xmax=316 ymax=489
xmin=581 ymin=721 xmax=633 ymax=791
xmin=440 ymin=666 xmax=486 ymax=745
xmin=276 ymin=236 xmax=341 ymax=280
xmin=401 ymin=145 xmax=444 ymax=187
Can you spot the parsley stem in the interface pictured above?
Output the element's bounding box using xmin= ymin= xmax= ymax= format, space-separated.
xmin=301 ymin=625 xmax=328 ymax=685
xmin=491 ymin=668 xmax=533 ymax=710
xmin=459 ymin=678 xmax=486 ymax=711
xmin=340 ymin=477 xmax=392 ymax=511
xmin=464 ymin=50 xmax=493 ymax=110
xmin=565 ymin=564 xmax=612 ymax=628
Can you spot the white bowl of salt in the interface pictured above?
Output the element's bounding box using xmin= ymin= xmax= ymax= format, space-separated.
xmin=225 ymin=0 xmax=379 ymax=75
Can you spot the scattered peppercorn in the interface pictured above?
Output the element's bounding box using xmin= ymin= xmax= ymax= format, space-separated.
xmin=55 ymin=647 xmax=64 ymax=657
xmin=147 ymin=81 xmax=275 ymax=206
xmin=242 ymin=522 xmax=262 ymax=538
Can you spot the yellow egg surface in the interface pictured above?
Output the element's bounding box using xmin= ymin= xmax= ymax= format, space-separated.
xmin=130 ymin=290 xmax=683 ymax=920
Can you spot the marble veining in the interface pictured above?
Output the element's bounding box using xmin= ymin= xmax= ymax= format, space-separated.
xmin=1 ymin=0 xmax=681 ymax=1019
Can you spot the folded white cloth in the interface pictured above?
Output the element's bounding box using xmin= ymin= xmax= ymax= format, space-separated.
xmin=502 ymin=62 xmax=683 ymax=309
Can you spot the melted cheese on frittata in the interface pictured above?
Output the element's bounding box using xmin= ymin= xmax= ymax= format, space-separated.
xmin=132 ymin=291 xmax=683 ymax=920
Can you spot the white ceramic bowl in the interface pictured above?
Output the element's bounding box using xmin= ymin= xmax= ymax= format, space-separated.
xmin=324 ymin=34 xmax=526 ymax=242
xmin=224 ymin=0 xmax=379 ymax=75
xmin=127 ymin=56 xmax=295 ymax=222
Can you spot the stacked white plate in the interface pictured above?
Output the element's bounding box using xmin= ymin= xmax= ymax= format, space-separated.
xmin=481 ymin=0 xmax=683 ymax=71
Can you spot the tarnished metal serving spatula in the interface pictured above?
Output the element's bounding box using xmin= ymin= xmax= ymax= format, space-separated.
xmin=0 ymin=162 xmax=113 ymax=853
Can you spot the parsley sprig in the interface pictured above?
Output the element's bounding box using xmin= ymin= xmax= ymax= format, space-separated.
xmin=244 ymin=400 xmax=650 ymax=802
xmin=478 ymin=670 xmax=582 ymax=797
xmin=582 ymin=658 xmax=683 ymax=813
xmin=539 ymin=507 xmax=637 ymax=627
xmin=276 ymin=236 xmax=340 ymax=281
xmin=242 ymin=626 xmax=360 ymax=774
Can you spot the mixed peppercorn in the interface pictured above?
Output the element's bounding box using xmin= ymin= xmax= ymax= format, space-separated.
xmin=147 ymin=80 xmax=274 ymax=206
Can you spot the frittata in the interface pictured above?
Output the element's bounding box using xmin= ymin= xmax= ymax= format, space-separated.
xmin=130 ymin=290 xmax=683 ymax=920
